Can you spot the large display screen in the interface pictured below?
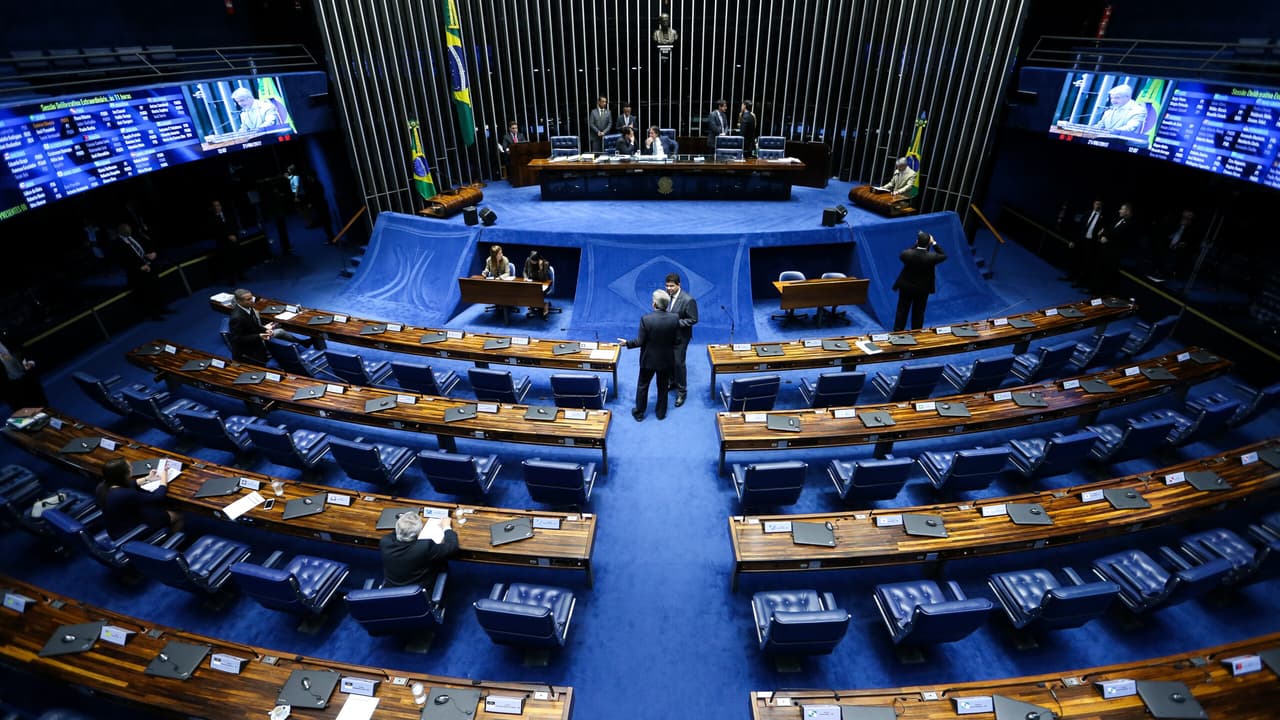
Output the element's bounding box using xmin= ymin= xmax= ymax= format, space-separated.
xmin=1048 ymin=72 xmax=1280 ymax=190
xmin=0 ymin=76 xmax=296 ymax=221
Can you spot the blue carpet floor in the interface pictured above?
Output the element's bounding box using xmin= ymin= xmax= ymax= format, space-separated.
xmin=1 ymin=186 xmax=1277 ymax=719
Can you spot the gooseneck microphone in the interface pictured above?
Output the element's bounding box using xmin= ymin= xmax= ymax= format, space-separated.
xmin=721 ymin=304 xmax=735 ymax=344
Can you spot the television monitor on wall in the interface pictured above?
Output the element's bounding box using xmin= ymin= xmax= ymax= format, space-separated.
xmin=0 ymin=75 xmax=299 ymax=222
xmin=1048 ymin=71 xmax=1280 ymax=190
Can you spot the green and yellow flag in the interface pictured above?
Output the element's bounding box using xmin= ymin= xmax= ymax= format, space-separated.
xmin=442 ymin=0 xmax=475 ymax=146
xmin=904 ymin=113 xmax=928 ymax=199
xmin=254 ymin=77 xmax=294 ymax=131
xmin=1135 ymin=78 xmax=1167 ymax=143
xmin=409 ymin=120 xmax=436 ymax=201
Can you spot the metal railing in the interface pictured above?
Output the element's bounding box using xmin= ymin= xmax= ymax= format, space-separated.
xmin=1026 ymin=36 xmax=1280 ymax=84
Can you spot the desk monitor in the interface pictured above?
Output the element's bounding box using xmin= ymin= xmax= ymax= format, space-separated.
xmin=490 ymin=517 xmax=534 ymax=546
xmin=233 ymin=371 xmax=265 ymax=385
xmin=755 ymin=344 xmax=784 ymax=358
xmin=129 ymin=458 xmax=162 ymax=477
xmin=1141 ymin=367 xmax=1176 ymax=381
xmin=1012 ymin=391 xmax=1049 ymax=408
xmin=359 ymin=323 xmax=386 ymax=335
xmin=282 ymin=493 xmax=327 ymax=520
xmin=293 ymin=385 xmax=326 ymax=400
xmin=1008 ymin=318 xmax=1036 ymax=329
xmin=444 ymin=404 xmax=478 ymax=423
xmin=1104 ymin=487 xmax=1151 ymax=509
xmin=993 ymin=695 xmax=1056 ymax=720
xmin=194 ymin=476 xmax=243 ymax=498
xmin=792 ymin=520 xmax=836 ymax=547
xmin=260 ymin=304 xmax=286 ymax=315
xmin=859 ymin=410 xmax=895 ymax=428
xmin=483 ymin=337 xmax=512 ymax=350
xmin=552 ymin=342 xmax=581 ymax=355
xmin=1186 ymin=470 xmax=1230 ymax=492
xmin=524 ymin=406 xmax=558 ymax=422
xmin=145 ymin=640 xmax=209 ymax=680
xmin=1189 ymin=351 xmax=1220 ymax=365
xmin=180 ymin=359 xmax=211 ymax=372
xmin=936 ymin=401 xmax=970 ymax=418
xmin=363 ymin=396 xmax=398 ymax=414
xmin=307 ymin=315 xmax=334 ymax=326
xmin=1135 ymin=681 xmax=1206 ymax=719
xmin=277 ymin=669 xmax=340 ymax=710
xmin=420 ymin=331 xmax=448 ymax=344
xmin=1008 ymin=503 xmax=1053 ymax=526
xmin=903 ymin=513 xmax=947 ymax=538
xmin=423 ymin=687 xmax=482 ymax=720
xmin=841 ymin=707 xmax=896 ymax=720
xmin=39 ymin=621 xmax=105 ymax=657
xmin=1058 ymin=307 xmax=1085 ymax=319
xmin=888 ymin=334 xmax=917 ymax=346
xmin=375 ymin=507 xmax=417 ymax=531
xmin=1081 ymin=378 xmax=1116 ymax=394
xmin=766 ymin=415 xmax=801 ymax=432
xmin=134 ymin=344 xmax=164 ymax=356
xmin=951 ymin=325 xmax=980 ymax=338
xmin=59 ymin=437 xmax=100 ymax=454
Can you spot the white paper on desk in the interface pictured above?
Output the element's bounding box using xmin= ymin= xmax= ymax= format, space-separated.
xmin=589 ymin=349 xmax=613 ymax=360
xmin=274 ymin=311 xmax=298 ymax=321
xmin=743 ymin=413 xmax=767 ymax=423
xmin=210 ymin=292 xmax=234 ymax=304
xmin=418 ymin=518 xmax=445 ymax=543
xmin=335 ymin=694 xmax=379 ymax=720
xmin=140 ymin=458 xmax=183 ymax=492
xmin=223 ymin=491 xmax=265 ymax=520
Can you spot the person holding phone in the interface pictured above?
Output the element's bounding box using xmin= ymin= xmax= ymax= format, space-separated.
xmin=891 ymin=230 xmax=948 ymax=331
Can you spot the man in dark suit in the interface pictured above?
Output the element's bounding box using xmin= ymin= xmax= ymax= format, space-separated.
xmin=226 ymin=287 xmax=311 ymax=365
xmin=615 ymin=126 xmax=637 ymax=155
xmin=1061 ymin=198 xmax=1104 ymax=289
xmin=209 ymin=199 xmax=241 ymax=283
xmin=665 ymin=272 xmax=698 ymax=407
xmin=707 ymin=99 xmax=730 ymax=141
xmin=738 ymin=101 xmax=757 ymax=157
xmin=587 ymin=96 xmax=612 ymax=153
xmin=642 ymin=126 xmax=676 ymax=157
xmin=1151 ymin=208 xmax=1200 ymax=283
xmin=380 ymin=511 xmax=459 ymax=588
xmin=892 ymin=231 xmax=948 ymax=331
xmin=0 ymin=328 xmax=46 ymax=411
xmin=619 ymin=289 xmax=680 ymax=421
xmin=615 ymin=103 xmax=638 ymax=133
xmin=110 ymin=222 xmax=169 ymax=320
xmin=1091 ymin=202 xmax=1135 ymax=293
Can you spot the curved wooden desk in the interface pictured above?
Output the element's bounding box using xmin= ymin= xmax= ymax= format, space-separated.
xmin=751 ymin=631 xmax=1280 ymax=719
xmin=4 ymin=410 xmax=596 ymax=580
xmin=706 ymin=297 xmax=1137 ymax=398
xmin=209 ymin=295 xmax=622 ymax=396
xmin=127 ymin=341 xmax=611 ymax=472
xmin=729 ymin=439 xmax=1278 ymax=588
xmin=0 ymin=575 xmax=574 ymax=720
xmin=715 ymin=347 xmax=1230 ymax=472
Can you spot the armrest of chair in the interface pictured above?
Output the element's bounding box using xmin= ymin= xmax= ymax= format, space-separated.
xmin=104 ymin=375 xmax=122 ymax=387
xmin=430 ymin=572 xmax=448 ymax=605
xmin=488 ymin=583 xmax=507 ymax=601
xmin=916 ymin=598 xmax=992 ymax=618
xmin=1098 ymin=562 xmax=1151 ymax=598
xmin=1158 ymin=545 xmax=1194 ymax=571
xmin=261 ymin=550 xmax=286 ymax=569
xmin=107 ymin=523 xmax=156 ymax=547
xmin=820 ymin=591 xmax=838 ymax=610
xmin=945 ymin=580 xmax=969 ymax=601
xmin=1062 ymin=566 xmax=1087 ymax=585
xmin=160 ymin=532 xmax=186 ymax=550
xmin=1248 ymin=523 xmax=1280 ymax=547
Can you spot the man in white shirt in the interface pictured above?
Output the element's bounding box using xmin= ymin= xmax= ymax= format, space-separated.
xmin=643 ymin=126 xmax=674 ymax=158
xmin=877 ymin=157 xmax=917 ymax=196
xmin=1094 ymin=84 xmax=1147 ymax=133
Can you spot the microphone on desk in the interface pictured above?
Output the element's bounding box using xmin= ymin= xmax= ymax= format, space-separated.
xmin=721 ymin=304 xmax=735 ymax=344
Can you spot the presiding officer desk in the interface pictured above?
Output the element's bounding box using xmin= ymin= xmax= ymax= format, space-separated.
xmin=209 ymin=295 xmax=622 ymax=394
xmin=3 ymin=409 xmax=597 ymax=580
xmin=716 ymin=347 xmax=1231 ymax=471
xmin=0 ymin=575 xmax=574 ymax=720
xmin=528 ymin=156 xmax=807 ymax=200
xmin=730 ymin=439 xmax=1279 ymax=587
xmin=707 ymin=297 xmax=1137 ymax=397
xmin=126 ymin=341 xmax=612 ymax=471
xmin=751 ymin=631 xmax=1280 ymax=719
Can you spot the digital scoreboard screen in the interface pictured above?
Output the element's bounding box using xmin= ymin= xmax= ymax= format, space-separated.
xmin=0 ymin=76 xmax=297 ymax=222
xmin=1048 ymin=72 xmax=1280 ymax=191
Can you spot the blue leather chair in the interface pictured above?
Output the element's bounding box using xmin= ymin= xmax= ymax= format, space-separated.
xmin=1068 ymin=329 xmax=1129 ymax=371
xmin=469 ymin=368 xmax=532 ymax=404
xmin=1120 ymin=316 xmax=1176 ymax=358
xmin=870 ymin=363 xmax=944 ymax=401
xmin=873 ymin=579 xmax=992 ymax=645
xmin=324 ymin=349 xmax=393 ymax=387
xmin=1008 ymin=430 xmax=1098 ymax=479
xmin=417 ymin=450 xmax=501 ymax=496
xmin=120 ymin=386 xmax=208 ymax=434
xmin=1010 ymin=340 xmax=1077 ymax=383
xmin=602 ymin=132 xmax=620 ymax=154
xmin=756 ymin=135 xmax=786 ymax=160
xmin=1090 ymin=547 xmax=1232 ymax=613
xmin=521 ymin=459 xmax=596 ymax=507
xmin=72 ymin=371 xmax=152 ymax=417
xmin=771 ymin=271 xmax=808 ymax=322
xmin=987 ymin=567 xmax=1119 ymax=631
xmin=826 ymin=456 xmax=914 ymax=503
xmin=942 ymin=355 xmax=1016 ymax=393
xmin=0 ymin=464 xmax=44 ymax=526
xmin=244 ymin=423 xmax=332 ymax=471
xmin=1138 ymin=396 xmax=1242 ymax=446
xmin=659 ymin=128 xmax=677 ymax=144
xmin=1179 ymin=528 xmax=1274 ymax=585
xmin=1084 ymin=416 xmax=1178 ymax=462
xmin=43 ymin=507 xmax=166 ymax=571
xmin=122 ymin=534 xmax=251 ymax=595
xmin=714 ymin=134 xmax=744 ymax=161
xmin=266 ymin=338 xmax=333 ymax=379
xmin=8 ymin=486 xmax=98 ymax=540
xmin=731 ymin=460 xmax=807 ymax=507
xmin=550 ymin=374 xmax=607 ymax=409
xmin=474 ymin=582 xmax=576 ymax=648
xmin=230 ymin=552 xmax=350 ymax=618
xmin=346 ymin=574 xmax=449 ymax=637
xmin=1251 ymin=512 xmax=1280 ymax=548
xmin=720 ymin=375 xmax=781 ymax=412
xmin=328 ymin=437 xmax=415 ymax=486
xmin=549 ymin=135 xmax=579 ymax=158
xmin=919 ymin=447 xmax=1010 ymax=492
xmin=750 ymin=589 xmax=850 ymax=655
xmin=1187 ymin=381 xmax=1280 ymax=428
xmin=798 ymin=371 xmax=865 ymax=408
xmin=174 ymin=408 xmax=261 ymax=454
xmin=390 ymin=360 xmax=460 ymax=396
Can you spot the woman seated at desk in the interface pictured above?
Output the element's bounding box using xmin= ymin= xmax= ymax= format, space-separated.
xmin=483 ymin=244 xmax=513 ymax=279
xmin=524 ymin=251 xmax=553 ymax=318
xmin=96 ymin=457 xmax=183 ymax=541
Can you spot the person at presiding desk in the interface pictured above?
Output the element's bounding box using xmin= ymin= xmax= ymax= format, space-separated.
xmin=642 ymin=125 xmax=676 ymax=158
xmin=230 ymin=87 xmax=280 ymax=132
xmin=874 ymin=157 xmax=916 ymax=196
xmin=227 ymin=288 xmax=312 ymax=364
xmin=483 ymin=244 xmax=513 ymax=279
xmin=619 ymin=289 xmax=680 ymax=422
xmin=615 ymin=126 xmax=637 ymax=155
xmin=380 ymin=510 xmax=459 ymax=588
xmin=96 ymin=457 xmax=182 ymax=541
xmin=892 ymin=231 xmax=947 ymax=331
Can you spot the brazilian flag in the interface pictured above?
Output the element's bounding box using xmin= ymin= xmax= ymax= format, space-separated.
xmin=255 ymin=77 xmax=294 ymax=132
xmin=409 ymin=120 xmax=436 ymax=201
xmin=443 ymin=0 xmax=475 ymax=146
xmin=904 ymin=113 xmax=928 ymax=199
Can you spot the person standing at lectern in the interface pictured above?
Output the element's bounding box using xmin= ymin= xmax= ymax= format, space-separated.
xmin=619 ymin=290 xmax=679 ymax=422
xmin=876 ymin=157 xmax=917 ymax=196
xmin=587 ymin=96 xmax=612 ymax=153
xmin=892 ymin=231 xmax=948 ymax=331
xmin=665 ymin=273 xmax=698 ymax=407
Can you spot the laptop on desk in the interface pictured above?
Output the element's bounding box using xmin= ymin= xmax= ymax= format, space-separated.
xmin=359 ymin=324 xmax=386 ymax=335
xmin=822 ymin=339 xmax=851 ymax=351
xmin=1186 ymin=470 xmax=1230 ymax=492
xmin=134 ymin=344 xmax=163 ymax=356
xmin=282 ymin=493 xmax=327 ymax=520
xmin=756 ymin=344 xmax=784 ymax=358
xmin=859 ymin=410 xmax=895 ymax=428
xmin=902 ymin=514 xmax=947 ymax=538
xmin=1058 ymin=307 xmax=1085 ymax=318
xmin=145 ymin=641 xmax=209 ymax=680
xmin=936 ymin=401 xmax=970 ymax=418
xmin=1008 ymin=318 xmax=1036 ymax=329
xmin=1081 ymin=378 xmax=1116 ymax=394
xmin=1012 ymin=391 xmax=1049 ymax=408
xmin=490 ymin=517 xmax=534 ymax=546
xmin=194 ymin=476 xmax=243 ymax=498
xmin=1007 ymin=503 xmax=1053 ymax=526
xmin=307 ymin=315 xmax=333 ymax=326
xmin=1136 ymin=681 xmax=1206 ymax=719
xmin=59 ymin=437 xmax=100 ymax=454
xmin=766 ymin=415 xmax=801 ymax=432
xmin=423 ymin=688 xmax=482 ymax=720
xmin=841 ymin=707 xmax=896 ymax=720
xmin=524 ymin=406 xmax=558 ymax=421
xmin=278 ymin=670 xmax=340 ymax=710
xmin=293 ymin=385 xmax=326 ymax=400
xmin=888 ymin=334 xmax=917 ymax=346
xmin=1142 ymin=367 xmax=1176 ymax=381
xmin=1105 ymin=487 xmax=1150 ymax=509
xmin=951 ymin=325 xmax=980 ymax=338
xmin=39 ymin=621 xmax=105 ymax=657
xmin=129 ymin=458 xmax=162 ymax=477
xmin=260 ymin=304 xmax=286 ymax=315
xmin=180 ymin=359 xmax=211 ymax=372
xmin=376 ymin=507 xmax=418 ymax=531
xmin=553 ymin=342 xmax=581 ymax=355
xmin=791 ymin=521 xmax=836 ymax=547
xmin=420 ymin=331 xmax=448 ymax=344
xmin=444 ymin=404 xmax=478 ymax=423
xmin=364 ymin=396 xmax=397 ymax=413
xmin=233 ymin=371 xmax=265 ymax=385
xmin=483 ymin=337 xmax=512 ymax=350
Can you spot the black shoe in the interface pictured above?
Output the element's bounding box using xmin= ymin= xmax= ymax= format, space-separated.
xmin=675 ymin=393 xmax=686 ymax=407
xmin=656 ymin=413 xmax=666 ymax=420
xmin=631 ymin=410 xmax=644 ymax=422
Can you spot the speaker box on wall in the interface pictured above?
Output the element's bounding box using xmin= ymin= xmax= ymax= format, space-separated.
xmin=463 ymin=206 xmax=479 ymax=226
xmin=479 ymin=207 xmax=497 ymax=226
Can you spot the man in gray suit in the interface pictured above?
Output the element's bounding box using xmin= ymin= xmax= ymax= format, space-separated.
xmin=587 ymin=95 xmax=612 ymax=153
xmin=665 ymin=272 xmax=698 ymax=407
xmin=708 ymin=99 xmax=730 ymax=140
xmin=619 ymin=290 xmax=679 ymax=421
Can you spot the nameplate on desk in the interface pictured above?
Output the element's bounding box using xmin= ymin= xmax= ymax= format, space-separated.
xmin=332 ymin=314 xmax=348 ymax=323
xmin=477 ymin=403 xmax=499 ymax=413
xmin=1062 ymin=379 xmax=1080 ymax=389
xmin=485 ymin=696 xmax=525 ymax=715
xmin=210 ymin=653 xmax=245 ymax=674
xmin=396 ymin=394 xmax=416 ymax=404
xmin=992 ymin=318 xmax=1008 ymax=326
xmin=870 ymin=333 xmax=889 ymax=342
xmin=953 ymin=696 xmax=993 ymax=714
xmin=1241 ymin=451 xmax=1259 ymax=465
xmin=387 ymin=323 xmax=402 ymax=332
xmin=326 ymin=493 xmax=352 ymax=506
xmin=914 ymin=401 xmax=936 ymax=411
xmin=935 ymin=326 xmax=952 ymax=334
xmin=992 ymin=391 xmax=1012 ymax=402
xmin=100 ymin=625 xmax=133 ymax=646
xmin=511 ymin=336 xmax=529 ymax=346
xmin=3 ymin=592 xmax=35 ymax=613
xmin=1223 ymin=655 xmax=1263 ymax=675
xmin=265 ymin=372 xmax=282 ymax=382
xmin=163 ymin=344 xmax=178 ymax=354
xmin=99 ymin=437 xmax=117 ymax=451
xmin=285 ymin=305 xmax=300 ymax=313
xmin=875 ymin=514 xmax=903 ymax=527
xmin=579 ymin=340 xmax=598 ymax=350
xmin=1096 ymin=679 xmax=1136 ymax=698
xmin=1177 ymin=351 xmax=1191 ymax=362
xmin=564 ymin=409 xmax=587 ymax=420
xmin=422 ymin=507 xmax=449 ymax=519
xmin=832 ymin=408 xmax=856 ymax=419
xmin=980 ymin=504 xmax=1007 ymax=517
xmin=1124 ymin=366 xmax=1140 ymax=376
xmin=1081 ymin=489 xmax=1105 ymax=503
xmin=1044 ymin=308 xmax=1059 ymax=316
xmin=743 ymin=413 xmax=767 ymax=423
xmin=238 ymin=478 xmax=261 ymax=491
xmin=798 ymin=705 xmax=840 ymax=720
xmin=533 ymin=517 xmax=562 ymax=530
xmin=763 ymin=521 xmax=793 ymax=533
xmin=446 ymin=330 xmax=464 ymax=339
xmin=1164 ymin=471 xmax=1186 ymax=485
xmin=211 ymin=358 xmax=226 ymax=368
xmin=1091 ymin=298 xmax=1104 ymax=306
xmin=802 ymin=339 xmax=822 ymax=348
xmin=340 ymin=677 xmax=379 ymax=696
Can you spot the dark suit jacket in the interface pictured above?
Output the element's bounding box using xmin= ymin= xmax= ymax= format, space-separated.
xmin=627 ymin=311 xmax=679 ymax=370
xmin=110 ymin=235 xmax=153 ymax=272
xmin=615 ymin=114 xmax=638 ymax=132
xmin=739 ymin=111 xmax=757 ymax=145
xmin=98 ymin=484 xmax=169 ymax=541
xmin=209 ymin=211 xmax=239 ymax=245
xmin=499 ymin=129 xmax=527 ymax=153
xmin=1097 ymin=216 xmax=1135 ymax=251
xmin=227 ymin=304 xmax=268 ymax=363
xmin=669 ymin=289 xmax=699 ymax=342
xmin=380 ymin=529 xmax=459 ymax=587
xmin=708 ymin=109 xmax=729 ymax=137
xmin=615 ymin=137 xmax=637 ymax=155
xmin=588 ymin=107 xmax=613 ymax=136
xmin=642 ymin=136 xmax=677 ymax=156
xmin=892 ymin=244 xmax=948 ymax=295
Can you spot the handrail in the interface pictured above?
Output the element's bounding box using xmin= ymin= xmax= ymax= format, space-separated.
xmin=970 ymin=203 xmax=1004 ymax=277
xmin=1025 ymin=35 xmax=1280 ymax=84
xmin=331 ymin=206 xmax=367 ymax=246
